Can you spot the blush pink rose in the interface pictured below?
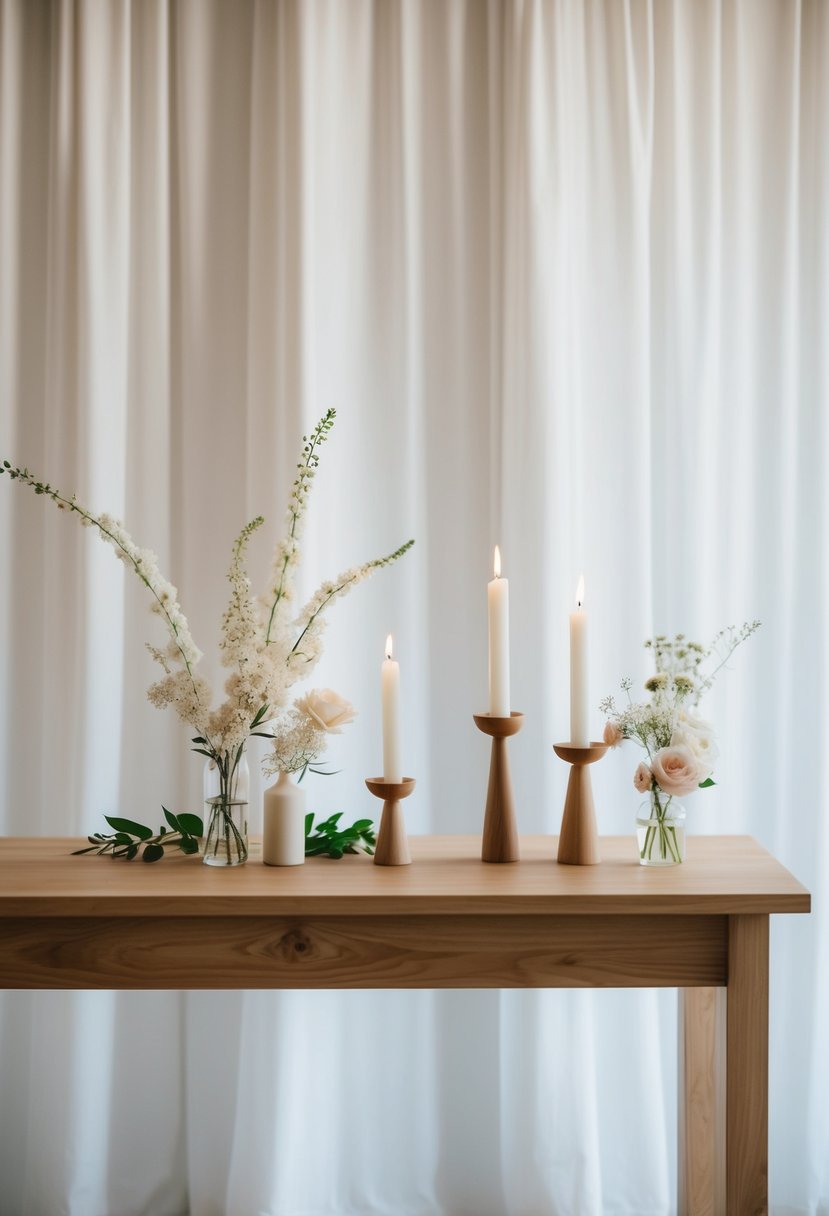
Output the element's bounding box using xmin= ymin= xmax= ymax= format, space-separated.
xmin=650 ymin=745 xmax=701 ymax=797
xmin=603 ymin=721 xmax=623 ymax=748
xmin=633 ymin=762 xmax=653 ymax=793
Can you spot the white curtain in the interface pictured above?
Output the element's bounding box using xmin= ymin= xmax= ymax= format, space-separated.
xmin=1 ymin=1 xmax=827 ymax=1212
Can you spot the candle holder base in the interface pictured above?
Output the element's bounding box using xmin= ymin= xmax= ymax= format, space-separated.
xmin=473 ymin=712 xmax=524 ymax=863
xmin=553 ymin=743 xmax=608 ymax=865
xmin=365 ymin=778 xmax=416 ymax=866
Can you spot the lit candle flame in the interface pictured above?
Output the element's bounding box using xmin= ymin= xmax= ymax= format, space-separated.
xmin=576 ymin=575 xmax=585 ymax=609
xmin=385 ymin=634 xmax=394 ymax=661
xmin=493 ymin=545 xmax=502 ymax=579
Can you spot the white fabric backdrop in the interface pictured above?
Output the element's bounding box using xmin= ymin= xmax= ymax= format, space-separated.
xmin=0 ymin=1 xmax=827 ymax=1212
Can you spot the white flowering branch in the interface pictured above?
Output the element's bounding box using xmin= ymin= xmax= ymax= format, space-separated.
xmin=0 ymin=461 xmax=206 ymax=696
xmin=220 ymin=515 xmax=265 ymax=671
xmin=1 ymin=410 xmax=415 ymax=815
xmin=264 ymin=408 xmax=335 ymax=644
xmin=288 ymin=540 xmax=415 ymax=673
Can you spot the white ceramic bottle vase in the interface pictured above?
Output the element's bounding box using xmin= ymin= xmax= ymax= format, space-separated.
xmin=262 ymin=772 xmax=306 ymax=866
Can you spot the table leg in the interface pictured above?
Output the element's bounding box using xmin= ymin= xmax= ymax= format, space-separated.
xmin=726 ymin=914 xmax=769 ymax=1215
xmin=678 ymin=987 xmax=726 ymax=1215
xmin=679 ymin=916 xmax=769 ymax=1216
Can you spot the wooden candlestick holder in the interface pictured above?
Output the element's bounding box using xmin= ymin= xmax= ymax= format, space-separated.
xmin=365 ymin=777 xmax=416 ymax=866
xmin=553 ymin=743 xmax=608 ymax=865
xmin=473 ymin=712 xmax=524 ymax=863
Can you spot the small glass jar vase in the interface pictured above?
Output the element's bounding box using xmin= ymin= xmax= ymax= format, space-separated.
xmin=636 ymin=791 xmax=686 ymax=866
xmin=204 ymin=797 xmax=249 ymax=867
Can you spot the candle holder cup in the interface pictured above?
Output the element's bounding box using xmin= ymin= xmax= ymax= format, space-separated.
xmin=365 ymin=777 xmax=416 ymax=866
xmin=473 ymin=711 xmax=524 ymax=863
xmin=553 ymin=742 xmax=608 ymax=865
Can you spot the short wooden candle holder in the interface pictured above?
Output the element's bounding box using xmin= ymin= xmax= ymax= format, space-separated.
xmin=365 ymin=777 xmax=416 ymax=866
xmin=473 ymin=711 xmax=524 ymax=863
xmin=553 ymin=743 xmax=608 ymax=866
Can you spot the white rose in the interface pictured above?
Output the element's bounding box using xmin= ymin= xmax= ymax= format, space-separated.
xmin=296 ymin=688 xmax=357 ymax=734
xmin=671 ymin=711 xmax=718 ymax=780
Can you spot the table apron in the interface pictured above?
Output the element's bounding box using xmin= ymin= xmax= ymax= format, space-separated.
xmin=0 ymin=913 xmax=728 ymax=990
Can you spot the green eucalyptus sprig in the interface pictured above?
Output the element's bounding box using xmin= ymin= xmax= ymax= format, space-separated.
xmin=72 ymin=808 xmax=204 ymax=862
xmin=304 ymin=812 xmax=376 ymax=859
xmin=73 ymin=807 xmax=376 ymax=861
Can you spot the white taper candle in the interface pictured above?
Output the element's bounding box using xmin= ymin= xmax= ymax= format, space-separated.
xmin=569 ymin=576 xmax=588 ymax=746
xmin=488 ymin=546 xmax=510 ymax=716
xmin=381 ymin=634 xmax=402 ymax=782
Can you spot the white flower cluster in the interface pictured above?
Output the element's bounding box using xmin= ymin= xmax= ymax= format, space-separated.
xmin=602 ymin=621 xmax=758 ymax=800
xmin=263 ymin=708 xmax=327 ymax=777
xmin=2 ymin=416 xmax=414 ymax=783
xmin=94 ymin=512 xmax=203 ymax=670
xmin=263 ymin=689 xmax=357 ymax=777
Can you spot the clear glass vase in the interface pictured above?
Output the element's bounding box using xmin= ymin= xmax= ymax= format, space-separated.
xmin=201 ymin=745 xmax=249 ymax=866
xmin=636 ymin=791 xmax=686 ymax=866
xmin=203 ymin=751 xmax=249 ymax=804
xmin=204 ymin=796 xmax=249 ymax=866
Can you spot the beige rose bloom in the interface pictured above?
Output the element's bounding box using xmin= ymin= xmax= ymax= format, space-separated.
xmin=650 ymin=745 xmax=702 ymax=797
xmin=633 ymin=762 xmax=653 ymax=793
xmin=603 ymin=721 xmax=623 ymax=748
xmin=296 ymin=688 xmax=357 ymax=734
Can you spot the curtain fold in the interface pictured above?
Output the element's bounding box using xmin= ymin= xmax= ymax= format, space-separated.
xmin=1 ymin=2 xmax=827 ymax=1212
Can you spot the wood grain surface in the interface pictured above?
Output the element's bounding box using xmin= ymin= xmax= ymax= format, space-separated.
xmin=0 ymin=833 xmax=808 ymax=1215
xmin=0 ymin=912 xmax=727 ymax=990
xmin=727 ymin=915 xmax=769 ymax=1214
xmin=0 ymin=836 xmax=810 ymax=919
xmin=678 ymin=986 xmax=727 ymax=1216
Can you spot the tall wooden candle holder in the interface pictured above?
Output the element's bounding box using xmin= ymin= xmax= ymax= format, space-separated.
xmin=473 ymin=712 xmax=524 ymax=863
xmin=365 ymin=777 xmax=416 ymax=866
xmin=553 ymin=743 xmax=608 ymax=865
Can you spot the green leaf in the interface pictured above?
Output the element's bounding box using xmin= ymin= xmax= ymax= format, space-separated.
xmin=304 ymin=812 xmax=315 ymax=836
xmin=191 ymin=736 xmax=208 ymax=745
xmin=351 ymin=819 xmax=373 ymax=832
xmin=104 ymin=816 xmax=153 ymax=841
xmin=179 ymin=836 xmax=200 ymax=855
xmin=698 ymin=777 xmax=716 ymax=788
xmin=71 ymin=845 xmax=99 ymax=855
xmin=126 ymin=844 xmax=139 ymax=860
xmin=163 ymin=807 xmax=181 ymax=832
xmin=191 ymin=748 xmax=215 ymax=760
xmin=249 ymin=703 xmax=270 ymax=729
xmin=142 ymin=843 xmax=165 ymax=862
xmin=177 ymin=813 xmax=203 ymax=836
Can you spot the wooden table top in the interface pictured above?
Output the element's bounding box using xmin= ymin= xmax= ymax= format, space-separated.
xmin=0 ymin=835 xmax=810 ymax=918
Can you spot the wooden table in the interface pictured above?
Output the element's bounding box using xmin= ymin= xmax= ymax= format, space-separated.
xmin=0 ymin=834 xmax=809 ymax=1215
